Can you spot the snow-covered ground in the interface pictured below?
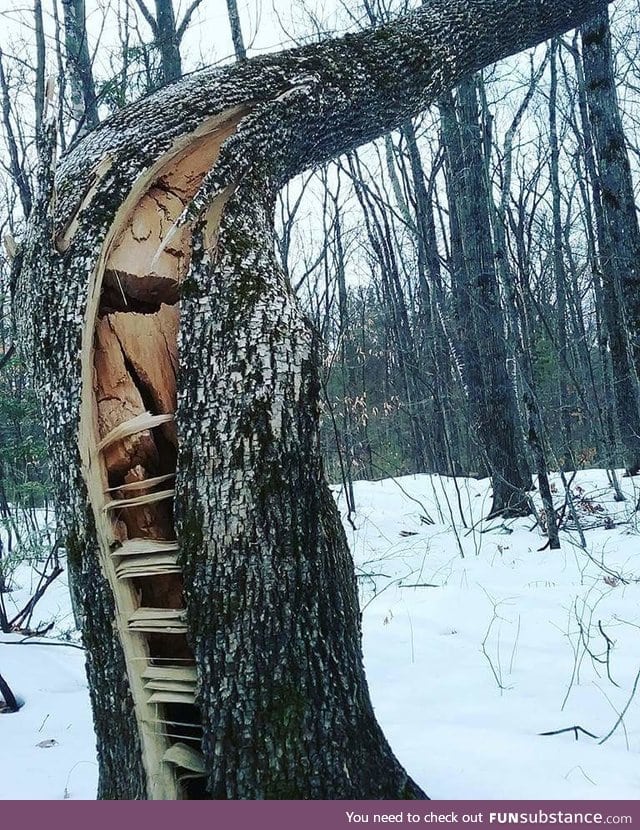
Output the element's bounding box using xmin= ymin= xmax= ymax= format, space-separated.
xmin=1 ymin=470 xmax=638 ymax=800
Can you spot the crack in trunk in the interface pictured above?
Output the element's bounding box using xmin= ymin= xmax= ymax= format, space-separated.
xmin=77 ymin=108 xmax=245 ymax=799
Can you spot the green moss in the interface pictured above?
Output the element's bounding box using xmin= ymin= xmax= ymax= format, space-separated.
xmin=179 ymin=506 xmax=205 ymax=555
xmin=262 ymin=681 xmax=308 ymax=798
xmin=581 ymin=26 xmax=605 ymax=49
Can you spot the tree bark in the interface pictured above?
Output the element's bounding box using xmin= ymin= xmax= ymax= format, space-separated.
xmin=440 ymin=78 xmax=532 ymax=516
xmin=225 ymin=0 xmax=247 ymax=61
xmin=154 ymin=0 xmax=182 ymax=84
xmin=61 ymin=0 xmax=99 ymax=133
xmin=580 ymin=9 xmax=640 ymax=474
xmin=13 ymin=0 xmax=613 ymax=800
xmin=549 ymin=39 xmax=575 ymax=468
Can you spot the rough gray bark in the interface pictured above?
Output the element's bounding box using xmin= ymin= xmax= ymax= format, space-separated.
xmin=549 ymin=39 xmax=575 ymax=467
xmin=61 ymin=0 xmax=99 ymax=133
xmin=153 ymin=0 xmax=182 ymax=83
xmin=440 ymin=77 xmax=532 ymax=516
xmin=580 ymin=9 xmax=640 ymax=474
xmin=225 ymin=0 xmax=247 ymax=61
xmin=13 ymin=0 xmax=613 ymax=801
xmin=569 ymin=36 xmax=627 ymax=482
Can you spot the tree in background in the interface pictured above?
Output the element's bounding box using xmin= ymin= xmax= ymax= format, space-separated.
xmin=580 ymin=9 xmax=640 ymax=473
xmin=60 ymin=0 xmax=99 ymax=135
xmin=439 ymin=77 xmax=532 ymax=516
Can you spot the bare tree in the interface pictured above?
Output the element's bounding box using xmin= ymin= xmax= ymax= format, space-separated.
xmin=132 ymin=0 xmax=206 ymax=84
xmin=60 ymin=0 xmax=99 ymax=134
xmin=439 ymin=76 xmax=532 ymax=515
xmin=225 ymin=0 xmax=247 ymax=61
xmin=580 ymin=8 xmax=640 ymax=473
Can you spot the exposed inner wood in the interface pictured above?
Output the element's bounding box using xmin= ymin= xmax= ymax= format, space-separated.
xmin=106 ymin=474 xmax=175 ymax=494
xmin=78 ymin=105 xmax=246 ymax=799
xmin=115 ymin=553 xmax=181 ymax=580
xmin=97 ymin=413 xmax=174 ymax=452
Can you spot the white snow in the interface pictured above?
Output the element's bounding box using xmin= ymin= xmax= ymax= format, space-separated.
xmin=0 ymin=509 xmax=97 ymax=799
xmin=1 ymin=470 xmax=638 ymax=799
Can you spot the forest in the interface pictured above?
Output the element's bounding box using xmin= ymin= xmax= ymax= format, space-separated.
xmin=0 ymin=0 xmax=638 ymax=803
xmin=3 ymin=0 xmax=640 ymax=530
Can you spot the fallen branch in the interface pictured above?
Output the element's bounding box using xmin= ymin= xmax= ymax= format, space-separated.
xmin=539 ymin=725 xmax=598 ymax=741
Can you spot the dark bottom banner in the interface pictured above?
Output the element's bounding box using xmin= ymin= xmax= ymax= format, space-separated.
xmin=3 ymin=801 xmax=639 ymax=829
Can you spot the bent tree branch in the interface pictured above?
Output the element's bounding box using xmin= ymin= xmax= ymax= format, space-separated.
xmin=14 ymin=0 xmax=613 ymax=801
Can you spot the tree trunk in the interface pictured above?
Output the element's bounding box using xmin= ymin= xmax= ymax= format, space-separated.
xmin=155 ymin=0 xmax=182 ymax=84
xmin=61 ymin=0 xmax=99 ymax=133
xmin=13 ymin=0 xmax=613 ymax=800
xmin=225 ymin=0 xmax=247 ymax=61
xmin=580 ymin=9 xmax=640 ymax=474
xmin=440 ymin=78 xmax=532 ymax=516
xmin=549 ymin=39 xmax=575 ymax=467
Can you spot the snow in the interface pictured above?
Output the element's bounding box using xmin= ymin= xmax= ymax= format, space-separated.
xmin=1 ymin=470 xmax=638 ymax=799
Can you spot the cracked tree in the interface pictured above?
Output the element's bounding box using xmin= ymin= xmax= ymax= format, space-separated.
xmin=13 ymin=0 xmax=612 ymax=800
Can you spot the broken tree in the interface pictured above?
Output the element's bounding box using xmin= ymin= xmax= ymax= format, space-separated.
xmin=13 ymin=0 xmax=613 ymax=800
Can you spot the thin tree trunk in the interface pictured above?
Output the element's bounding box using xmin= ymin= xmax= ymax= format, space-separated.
xmin=549 ymin=40 xmax=575 ymax=467
xmin=401 ymin=123 xmax=453 ymax=474
xmin=61 ymin=0 xmax=99 ymax=133
xmin=155 ymin=0 xmax=182 ymax=83
xmin=225 ymin=0 xmax=247 ymax=61
xmin=440 ymin=78 xmax=531 ymax=516
xmin=580 ymin=9 xmax=640 ymax=473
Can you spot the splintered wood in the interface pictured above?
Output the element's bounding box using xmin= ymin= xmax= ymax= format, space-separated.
xmin=83 ymin=108 xmax=245 ymax=798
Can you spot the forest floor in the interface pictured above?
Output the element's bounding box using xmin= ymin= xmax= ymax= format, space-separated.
xmin=0 ymin=469 xmax=638 ymax=800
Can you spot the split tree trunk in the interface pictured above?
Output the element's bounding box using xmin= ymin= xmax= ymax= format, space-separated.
xmin=13 ymin=0 xmax=613 ymax=800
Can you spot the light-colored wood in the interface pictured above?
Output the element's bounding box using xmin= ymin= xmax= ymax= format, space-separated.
xmin=107 ymin=306 xmax=179 ymax=447
xmin=112 ymin=538 xmax=179 ymax=556
xmin=107 ymin=186 xmax=188 ymax=282
xmin=96 ymin=412 xmax=174 ymax=452
xmin=142 ymin=666 xmax=197 ymax=682
xmin=107 ymin=473 xmax=175 ymax=493
xmin=148 ymin=691 xmax=196 ymax=705
xmin=103 ymin=489 xmax=175 ymax=512
xmin=77 ymin=105 xmax=246 ymax=800
xmin=130 ymin=608 xmax=186 ymax=621
xmin=145 ymin=679 xmax=196 ymax=693
xmin=163 ymin=743 xmax=206 ymax=775
xmin=107 ymin=109 xmax=244 ymax=285
xmin=129 ymin=608 xmax=188 ymax=634
xmin=115 ymin=553 xmax=181 ymax=579
xmin=93 ymin=319 xmax=159 ymax=477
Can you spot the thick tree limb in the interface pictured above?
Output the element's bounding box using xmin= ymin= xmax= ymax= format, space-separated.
xmin=55 ymin=0 xmax=612 ymax=232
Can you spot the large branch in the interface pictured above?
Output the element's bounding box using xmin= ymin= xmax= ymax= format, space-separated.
xmin=55 ymin=0 xmax=612 ymax=232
